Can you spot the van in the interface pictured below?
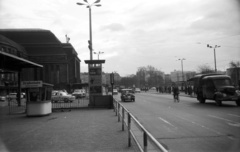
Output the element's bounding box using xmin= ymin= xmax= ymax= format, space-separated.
xmin=191 ymin=74 xmax=240 ymax=106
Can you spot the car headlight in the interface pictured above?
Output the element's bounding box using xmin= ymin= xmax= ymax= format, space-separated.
xmin=236 ymin=90 xmax=240 ymax=95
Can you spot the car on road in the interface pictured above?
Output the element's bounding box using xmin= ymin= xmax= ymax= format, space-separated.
xmin=113 ymin=89 xmax=118 ymax=95
xmin=51 ymin=91 xmax=75 ymax=103
xmin=72 ymin=89 xmax=86 ymax=98
xmin=191 ymin=74 xmax=240 ymax=106
xmin=135 ymin=88 xmax=141 ymax=93
xmin=0 ymin=95 xmax=6 ymax=102
xmin=7 ymin=93 xmax=25 ymax=100
xmin=121 ymin=89 xmax=135 ymax=102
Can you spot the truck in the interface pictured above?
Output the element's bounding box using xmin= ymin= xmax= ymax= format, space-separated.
xmin=51 ymin=91 xmax=75 ymax=103
xmin=190 ymin=74 xmax=240 ymax=106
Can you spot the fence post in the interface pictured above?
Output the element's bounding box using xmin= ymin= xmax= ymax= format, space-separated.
xmin=144 ymin=132 xmax=148 ymax=152
xmin=113 ymin=99 xmax=115 ymax=112
xmin=128 ymin=112 xmax=131 ymax=147
xmin=122 ymin=108 xmax=125 ymax=131
xmin=115 ymin=101 xmax=118 ymax=116
xmin=118 ymin=102 xmax=120 ymax=122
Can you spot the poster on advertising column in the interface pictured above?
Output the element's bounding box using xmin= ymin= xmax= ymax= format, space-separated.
xmin=85 ymin=60 xmax=105 ymax=96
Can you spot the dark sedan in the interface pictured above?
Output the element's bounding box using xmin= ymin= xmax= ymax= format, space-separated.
xmin=121 ymin=89 xmax=135 ymax=102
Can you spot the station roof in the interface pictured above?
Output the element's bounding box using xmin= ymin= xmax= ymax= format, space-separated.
xmin=0 ymin=51 xmax=43 ymax=72
xmin=0 ymin=29 xmax=61 ymax=45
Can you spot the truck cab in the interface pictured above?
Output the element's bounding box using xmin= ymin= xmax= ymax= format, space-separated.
xmin=192 ymin=74 xmax=240 ymax=106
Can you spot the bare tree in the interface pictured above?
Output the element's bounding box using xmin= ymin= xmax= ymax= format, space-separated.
xmin=229 ymin=61 xmax=240 ymax=86
xmin=197 ymin=64 xmax=215 ymax=74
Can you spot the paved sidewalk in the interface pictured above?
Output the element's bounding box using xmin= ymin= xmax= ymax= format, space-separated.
xmin=0 ymin=106 xmax=137 ymax=152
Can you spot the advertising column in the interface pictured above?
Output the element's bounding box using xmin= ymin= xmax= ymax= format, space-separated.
xmin=85 ymin=60 xmax=105 ymax=107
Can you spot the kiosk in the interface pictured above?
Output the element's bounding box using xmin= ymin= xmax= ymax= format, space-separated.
xmin=22 ymin=81 xmax=53 ymax=116
xmin=85 ymin=60 xmax=112 ymax=108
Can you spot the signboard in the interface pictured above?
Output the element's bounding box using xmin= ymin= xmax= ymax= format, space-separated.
xmin=21 ymin=81 xmax=43 ymax=88
xmin=89 ymin=68 xmax=101 ymax=75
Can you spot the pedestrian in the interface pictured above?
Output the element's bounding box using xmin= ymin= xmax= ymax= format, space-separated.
xmin=172 ymin=83 xmax=180 ymax=102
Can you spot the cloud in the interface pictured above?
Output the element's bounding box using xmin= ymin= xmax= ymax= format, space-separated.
xmin=100 ymin=23 xmax=125 ymax=32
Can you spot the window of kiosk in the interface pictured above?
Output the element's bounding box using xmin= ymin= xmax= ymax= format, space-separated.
xmin=29 ymin=86 xmax=52 ymax=102
xmin=29 ymin=88 xmax=41 ymax=102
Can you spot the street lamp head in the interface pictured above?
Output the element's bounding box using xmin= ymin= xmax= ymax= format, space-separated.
xmin=76 ymin=2 xmax=85 ymax=5
xmin=94 ymin=0 xmax=101 ymax=3
xmin=95 ymin=4 xmax=101 ymax=7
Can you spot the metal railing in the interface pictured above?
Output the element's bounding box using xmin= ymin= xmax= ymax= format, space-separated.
xmin=8 ymin=98 xmax=26 ymax=114
xmin=113 ymin=98 xmax=168 ymax=152
xmin=52 ymin=98 xmax=89 ymax=111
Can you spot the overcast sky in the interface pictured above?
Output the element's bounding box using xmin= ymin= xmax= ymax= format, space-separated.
xmin=0 ymin=0 xmax=240 ymax=76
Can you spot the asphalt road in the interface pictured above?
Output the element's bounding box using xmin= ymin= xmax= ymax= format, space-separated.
xmin=114 ymin=92 xmax=240 ymax=152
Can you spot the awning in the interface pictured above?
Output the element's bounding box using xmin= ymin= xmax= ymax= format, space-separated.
xmin=0 ymin=51 xmax=43 ymax=72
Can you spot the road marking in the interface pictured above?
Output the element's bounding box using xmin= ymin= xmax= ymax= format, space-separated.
xmin=208 ymin=115 xmax=240 ymax=128
xmin=228 ymin=113 xmax=240 ymax=118
xmin=158 ymin=117 xmax=175 ymax=128
xmin=208 ymin=115 xmax=239 ymax=123
xmin=177 ymin=116 xmax=224 ymax=136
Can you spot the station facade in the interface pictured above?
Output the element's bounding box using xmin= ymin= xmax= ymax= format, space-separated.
xmin=0 ymin=29 xmax=81 ymax=94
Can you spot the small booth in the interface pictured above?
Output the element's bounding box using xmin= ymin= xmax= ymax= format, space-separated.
xmin=22 ymin=81 xmax=53 ymax=116
xmin=85 ymin=60 xmax=113 ymax=108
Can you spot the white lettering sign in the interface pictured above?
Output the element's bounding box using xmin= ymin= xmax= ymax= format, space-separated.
xmin=21 ymin=81 xmax=43 ymax=88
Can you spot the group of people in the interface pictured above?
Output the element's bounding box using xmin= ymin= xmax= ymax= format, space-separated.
xmin=156 ymin=86 xmax=172 ymax=94
xmin=155 ymin=84 xmax=180 ymax=102
xmin=155 ymin=84 xmax=195 ymax=102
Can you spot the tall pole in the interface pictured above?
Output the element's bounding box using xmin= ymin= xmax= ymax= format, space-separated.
xmin=207 ymin=44 xmax=220 ymax=72
xmin=178 ymin=58 xmax=185 ymax=82
xmin=76 ymin=0 xmax=101 ymax=61
xmin=89 ymin=7 xmax=93 ymax=60
xmin=214 ymin=48 xmax=217 ymax=72
xmin=181 ymin=60 xmax=184 ymax=82
xmin=178 ymin=58 xmax=185 ymax=91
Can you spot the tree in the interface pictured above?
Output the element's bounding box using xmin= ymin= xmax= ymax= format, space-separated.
xmin=197 ymin=64 xmax=215 ymax=74
xmin=229 ymin=61 xmax=240 ymax=86
xmin=136 ymin=65 xmax=164 ymax=88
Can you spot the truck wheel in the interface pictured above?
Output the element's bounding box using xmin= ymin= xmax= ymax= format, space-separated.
xmin=215 ymin=99 xmax=222 ymax=106
xmin=236 ymin=100 xmax=240 ymax=106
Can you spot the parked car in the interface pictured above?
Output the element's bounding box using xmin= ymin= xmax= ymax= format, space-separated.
xmin=121 ymin=89 xmax=135 ymax=102
xmin=113 ymin=89 xmax=118 ymax=95
xmin=7 ymin=93 xmax=25 ymax=100
xmin=51 ymin=91 xmax=75 ymax=103
xmin=72 ymin=89 xmax=86 ymax=98
xmin=191 ymin=74 xmax=240 ymax=106
xmin=0 ymin=95 xmax=6 ymax=102
xmin=135 ymin=88 xmax=141 ymax=93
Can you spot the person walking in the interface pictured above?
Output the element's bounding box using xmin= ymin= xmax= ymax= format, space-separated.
xmin=172 ymin=83 xmax=180 ymax=102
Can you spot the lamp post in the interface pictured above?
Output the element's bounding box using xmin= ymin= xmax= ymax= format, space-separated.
xmin=207 ymin=44 xmax=220 ymax=72
xmin=77 ymin=0 xmax=101 ymax=60
xmin=178 ymin=58 xmax=185 ymax=91
xmin=178 ymin=58 xmax=186 ymax=82
xmin=94 ymin=51 xmax=104 ymax=60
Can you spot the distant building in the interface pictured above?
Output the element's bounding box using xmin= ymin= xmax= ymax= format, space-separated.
xmin=170 ymin=70 xmax=196 ymax=82
xmin=164 ymin=74 xmax=171 ymax=85
xmin=0 ymin=29 xmax=81 ymax=91
xmin=80 ymin=73 xmax=89 ymax=84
